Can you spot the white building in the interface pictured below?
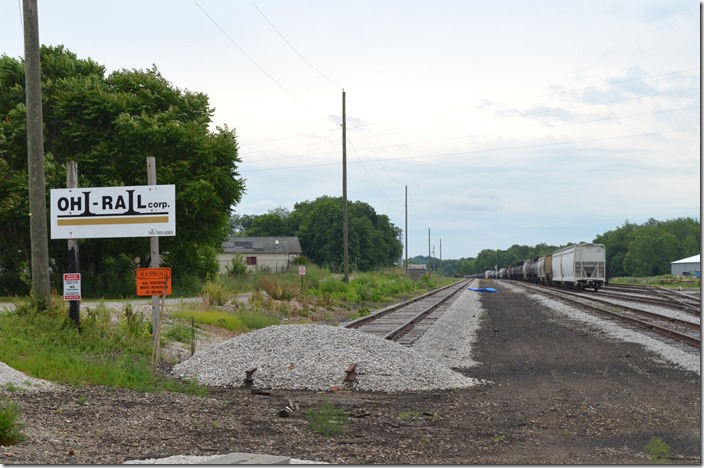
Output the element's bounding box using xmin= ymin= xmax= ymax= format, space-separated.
xmin=218 ymin=237 xmax=302 ymax=274
xmin=670 ymin=254 xmax=700 ymax=277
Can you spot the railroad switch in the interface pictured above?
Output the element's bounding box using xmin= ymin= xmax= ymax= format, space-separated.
xmin=343 ymin=363 xmax=358 ymax=387
xmin=243 ymin=367 xmax=257 ymax=387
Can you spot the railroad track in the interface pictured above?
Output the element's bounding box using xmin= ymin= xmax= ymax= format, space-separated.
xmin=344 ymin=279 xmax=470 ymax=344
xmin=600 ymin=285 xmax=700 ymax=315
xmin=515 ymin=282 xmax=700 ymax=348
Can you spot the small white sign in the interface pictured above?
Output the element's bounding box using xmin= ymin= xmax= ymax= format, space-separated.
xmin=298 ymin=266 xmax=306 ymax=276
xmin=50 ymin=185 xmax=176 ymax=239
xmin=63 ymin=273 xmax=81 ymax=301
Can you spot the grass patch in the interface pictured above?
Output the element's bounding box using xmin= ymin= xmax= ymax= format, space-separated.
xmin=171 ymin=308 xmax=279 ymax=333
xmin=306 ymin=397 xmax=348 ymax=436
xmin=0 ymin=298 xmax=206 ymax=395
xmin=610 ymin=275 xmax=700 ymax=288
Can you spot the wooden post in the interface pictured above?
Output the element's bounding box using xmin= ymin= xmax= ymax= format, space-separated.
xmin=342 ymin=90 xmax=349 ymax=283
xmin=147 ymin=157 xmax=161 ymax=371
xmin=67 ymin=162 xmax=80 ymax=327
xmin=23 ymin=0 xmax=51 ymax=302
xmin=405 ymin=185 xmax=408 ymax=278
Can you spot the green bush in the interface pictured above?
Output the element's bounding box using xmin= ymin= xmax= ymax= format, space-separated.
xmin=200 ymin=280 xmax=231 ymax=306
xmin=226 ymin=254 xmax=248 ymax=277
xmin=646 ymin=437 xmax=671 ymax=464
xmin=0 ymin=399 xmax=26 ymax=445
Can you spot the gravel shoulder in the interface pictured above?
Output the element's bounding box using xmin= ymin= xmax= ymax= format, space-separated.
xmin=0 ymin=280 xmax=700 ymax=464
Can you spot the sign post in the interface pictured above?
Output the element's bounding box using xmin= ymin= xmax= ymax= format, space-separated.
xmin=299 ymin=265 xmax=306 ymax=289
xmin=66 ymin=161 xmax=80 ymax=327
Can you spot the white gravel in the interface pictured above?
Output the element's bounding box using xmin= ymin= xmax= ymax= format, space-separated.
xmin=172 ymin=322 xmax=486 ymax=393
xmin=0 ymin=362 xmax=54 ymax=392
xmin=411 ymin=284 xmax=485 ymax=369
xmin=501 ymin=281 xmax=701 ymax=374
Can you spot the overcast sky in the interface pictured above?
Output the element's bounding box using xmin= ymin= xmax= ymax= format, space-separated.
xmin=1 ymin=0 xmax=700 ymax=260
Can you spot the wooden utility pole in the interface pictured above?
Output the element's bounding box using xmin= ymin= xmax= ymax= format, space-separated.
xmin=404 ymin=186 xmax=408 ymax=277
xmin=342 ymin=90 xmax=349 ymax=283
xmin=428 ymin=228 xmax=431 ymax=277
xmin=147 ymin=157 xmax=161 ymax=370
xmin=67 ymin=162 xmax=80 ymax=327
xmin=23 ymin=0 xmax=50 ymax=302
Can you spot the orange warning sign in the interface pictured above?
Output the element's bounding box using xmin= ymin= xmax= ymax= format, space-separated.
xmin=136 ymin=267 xmax=172 ymax=296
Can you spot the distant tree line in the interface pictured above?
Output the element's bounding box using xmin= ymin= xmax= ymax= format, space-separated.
xmin=231 ymin=196 xmax=403 ymax=272
xmin=412 ymin=217 xmax=700 ymax=279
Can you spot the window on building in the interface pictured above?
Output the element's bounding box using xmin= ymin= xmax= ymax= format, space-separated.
xmin=246 ymin=256 xmax=257 ymax=266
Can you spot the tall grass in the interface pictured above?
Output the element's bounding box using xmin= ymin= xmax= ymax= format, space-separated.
xmin=171 ymin=308 xmax=279 ymax=332
xmin=0 ymin=299 xmax=205 ymax=394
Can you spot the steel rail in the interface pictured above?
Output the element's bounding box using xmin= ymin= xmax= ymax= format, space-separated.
xmin=519 ymin=283 xmax=700 ymax=348
xmin=344 ymin=279 xmax=469 ymax=342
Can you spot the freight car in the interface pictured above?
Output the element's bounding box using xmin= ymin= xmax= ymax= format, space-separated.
xmin=551 ymin=243 xmax=605 ymax=291
xmin=503 ymin=242 xmax=606 ymax=292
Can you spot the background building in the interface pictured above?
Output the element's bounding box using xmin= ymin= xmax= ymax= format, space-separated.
xmin=670 ymin=254 xmax=700 ymax=278
xmin=219 ymin=237 xmax=302 ymax=274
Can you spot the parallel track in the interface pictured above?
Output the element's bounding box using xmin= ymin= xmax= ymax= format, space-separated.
xmin=515 ymin=282 xmax=700 ymax=348
xmin=344 ymin=280 xmax=469 ymax=343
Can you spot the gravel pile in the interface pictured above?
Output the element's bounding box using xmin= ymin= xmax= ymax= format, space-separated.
xmin=0 ymin=362 xmax=54 ymax=393
xmin=172 ymin=323 xmax=485 ymax=392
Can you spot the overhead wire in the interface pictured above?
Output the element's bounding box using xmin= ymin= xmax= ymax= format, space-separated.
xmin=240 ymin=68 xmax=699 ymax=150
xmin=191 ymin=0 xmax=333 ymax=124
xmin=249 ymin=0 xmax=342 ymax=90
xmin=242 ymin=98 xmax=699 ymax=165
xmin=241 ymin=127 xmax=699 ymax=172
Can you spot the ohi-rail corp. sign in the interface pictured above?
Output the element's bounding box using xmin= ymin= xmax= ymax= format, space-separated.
xmin=50 ymin=185 xmax=176 ymax=239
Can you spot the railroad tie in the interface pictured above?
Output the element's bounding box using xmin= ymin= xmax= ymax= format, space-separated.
xmin=343 ymin=363 xmax=358 ymax=387
xmin=243 ymin=367 xmax=257 ymax=387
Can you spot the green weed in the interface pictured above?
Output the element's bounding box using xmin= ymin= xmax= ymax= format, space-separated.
xmin=0 ymin=398 xmax=26 ymax=445
xmin=645 ymin=437 xmax=671 ymax=464
xmin=200 ymin=280 xmax=231 ymax=306
xmin=306 ymin=398 xmax=348 ymax=436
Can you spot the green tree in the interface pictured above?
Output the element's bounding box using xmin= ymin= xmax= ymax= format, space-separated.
xmin=285 ymin=196 xmax=402 ymax=272
xmin=0 ymin=46 xmax=245 ymax=295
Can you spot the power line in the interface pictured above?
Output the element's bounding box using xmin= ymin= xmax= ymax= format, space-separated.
xmin=191 ymin=0 xmax=324 ymax=118
xmin=249 ymin=0 xmax=342 ymax=89
xmin=242 ymin=103 xmax=699 ymax=164
xmin=241 ymin=73 xmax=699 ymax=154
xmin=241 ymin=127 xmax=699 ymax=173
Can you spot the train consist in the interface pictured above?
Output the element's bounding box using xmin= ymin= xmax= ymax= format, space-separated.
xmin=476 ymin=242 xmax=607 ymax=291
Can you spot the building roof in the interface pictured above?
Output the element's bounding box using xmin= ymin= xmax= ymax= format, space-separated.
xmin=671 ymin=254 xmax=700 ymax=264
xmin=222 ymin=236 xmax=302 ymax=254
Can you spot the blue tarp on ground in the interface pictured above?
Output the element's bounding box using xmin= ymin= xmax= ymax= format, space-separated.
xmin=468 ymin=287 xmax=498 ymax=293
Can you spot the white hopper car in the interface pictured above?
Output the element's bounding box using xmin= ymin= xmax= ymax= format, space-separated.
xmin=502 ymin=242 xmax=606 ymax=291
xmin=550 ymin=243 xmax=606 ymax=291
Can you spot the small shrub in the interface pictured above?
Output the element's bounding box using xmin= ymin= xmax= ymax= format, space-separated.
xmin=646 ymin=437 xmax=671 ymax=464
xmin=201 ymin=280 xmax=231 ymax=306
xmin=306 ymin=398 xmax=348 ymax=436
xmin=0 ymin=398 xmax=26 ymax=445
xmin=226 ymin=254 xmax=248 ymax=277
xmin=259 ymin=277 xmax=300 ymax=301
xmin=354 ymin=306 xmax=371 ymax=318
